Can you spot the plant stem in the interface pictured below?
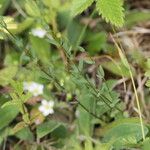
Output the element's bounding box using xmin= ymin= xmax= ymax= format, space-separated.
xmin=129 ymin=69 xmax=145 ymax=140
xmin=111 ymin=28 xmax=145 ymax=141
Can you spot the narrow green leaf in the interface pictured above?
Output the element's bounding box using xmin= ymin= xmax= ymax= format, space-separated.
xmin=98 ymin=65 xmax=105 ymax=78
xmin=71 ymin=0 xmax=94 ymax=16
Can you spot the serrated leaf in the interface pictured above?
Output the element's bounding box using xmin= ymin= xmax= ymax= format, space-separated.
xmin=71 ymin=0 xmax=94 ymax=16
xmin=96 ymin=0 xmax=124 ymax=27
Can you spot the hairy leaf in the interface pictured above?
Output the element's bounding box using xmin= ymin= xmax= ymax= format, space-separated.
xmin=96 ymin=0 xmax=124 ymax=27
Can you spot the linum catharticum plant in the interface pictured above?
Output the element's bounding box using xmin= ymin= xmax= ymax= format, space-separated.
xmin=0 ymin=0 xmax=150 ymax=150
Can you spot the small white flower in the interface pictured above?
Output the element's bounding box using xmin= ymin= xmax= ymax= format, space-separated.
xmin=23 ymin=81 xmax=44 ymax=96
xmin=31 ymin=28 xmax=46 ymax=38
xmin=39 ymin=99 xmax=54 ymax=116
xmin=75 ymin=110 xmax=80 ymax=118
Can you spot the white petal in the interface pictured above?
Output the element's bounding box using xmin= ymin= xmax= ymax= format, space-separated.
xmin=39 ymin=106 xmax=45 ymax=112
xmin=42 ymin=110 xmax=50 ymax=116
xmin=39 ymin=84 xmax=44 ymax=90
xmin=31 ymin=28 xmax=46 ymax=38
xmin=41 ymin=99 xmax=48 ymax=105
xmin=37 ymin=86 xmax=44 ymax=94
xmin=48 ymin=101 xmax=54 ymax=107
xmin=48 ymin=109 xmax=54 ymax=114
xmin=28 ymin=83 xmax=36 ymax=91
xmin=23 ymin=82 xmax=30 ymax=91
xmin=27 ymin=82 xmax=44 ymax=96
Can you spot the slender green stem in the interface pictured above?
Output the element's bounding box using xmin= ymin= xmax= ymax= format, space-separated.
xmin=129 ymin=69 xmax=145 ymax=140
xmin=111 ymin=28 xmax=145 ymax=141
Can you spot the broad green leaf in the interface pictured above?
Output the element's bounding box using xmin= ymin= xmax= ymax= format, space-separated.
xmin=96 ymin=0 xmax=124 ymax=27
xmin=0 ymin=65 xmax=17 ymax=86
xmin=100 ymin=118 xmax=148 ymax=149
xmin=142 ymin=138 xmax=150 ymax=150
xmin=36 ymin=121 xmax=61 ymax=138
xmin=0 ymin=106 xmax=19 ymax=130
xmin=102 ymin=60 xmax=135 ymax=77
xmin=0 ymin=127 xmax=11 ymax=144
xmin=51 ymin=124 xmax=68 ymax=139
xmin=71 ymin=0 xmax=94 ymax=16
xmin=12 ymin=121 xmax=27 ymax=134
xmin=2 ymin=100 xmax=21 ymax=109
xmin=30 ymin=35 xmax=50 ymax=64
xmin=15 ymin=127 xmax=33 ymax=141
xmin=77 ymin=90 xmax=93 ymax=136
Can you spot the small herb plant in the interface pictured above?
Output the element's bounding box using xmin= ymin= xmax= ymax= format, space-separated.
xmin=0 ymin=0 xmax=150 ymax=150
